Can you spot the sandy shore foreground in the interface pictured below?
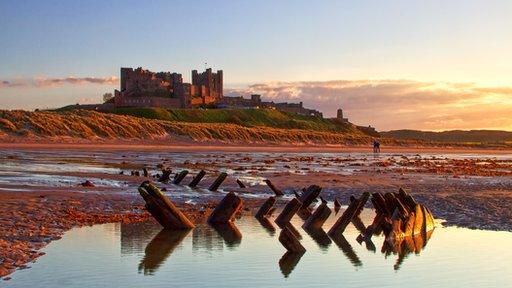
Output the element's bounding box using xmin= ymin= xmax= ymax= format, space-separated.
xmin=0 ymin=144 xmax=511 ymax=280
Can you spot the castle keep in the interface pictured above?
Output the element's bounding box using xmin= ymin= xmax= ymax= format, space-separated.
xmin=114 ymin=67 xmax=223 ymax=108
xmin=112 ymin=66 xmax=326 ymax=118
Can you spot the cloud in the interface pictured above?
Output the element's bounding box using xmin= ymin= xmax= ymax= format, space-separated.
xmin=0 ymin=76 xmax=118 ymax=88
xmin=226 ymin=80 xmax=512 ymax=131
xmin=0 ymin=80 xmax=25 ymax=88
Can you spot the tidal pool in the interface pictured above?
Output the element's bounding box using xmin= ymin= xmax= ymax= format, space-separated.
xmin=4 ymin=209 xmax=512 ymax=288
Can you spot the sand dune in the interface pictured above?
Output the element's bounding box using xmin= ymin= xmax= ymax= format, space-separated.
xmin=0 ymin=110 xmax=375 ymax=145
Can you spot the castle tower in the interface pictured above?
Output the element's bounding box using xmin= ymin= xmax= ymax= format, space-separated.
xmin=216 ymin=70 xmax=223 ymax=99
xmin=191 ymin=68 xmax=223 ymax=100
xmin=120 ymin=67 xmax=133 ymax=91
xmin=337 ymin=109 xmax=343 ymax=119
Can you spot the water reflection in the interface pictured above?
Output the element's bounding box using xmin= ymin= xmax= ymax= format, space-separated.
xmin=138 ymin=229 xmax=191 ymax=275
xmin=381 ymin=230 xmax=434 ymax=271
xmin=303 ymin=226 xmax=331 ymax=250
xmin=279 ymin=251 xmax=305 ymax=278
xmin=256 ymin=217 xmax=276 ymax=236
xmin=330 ymin=233 xmax=363 ymax=267
xmin=7 ymin=212 xmax=512 ymax=288
xmin=210 ymin=222 xmax=242 ymax=248
xmin=118 ymin=210 xmax=436 ymax=278
xmin=192 ymin=224 xmax=224 ymax=253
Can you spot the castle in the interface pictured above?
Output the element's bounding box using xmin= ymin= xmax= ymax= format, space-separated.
xmin=114 ymin=67 xmax=223 ymax=108
xmin=113 ymin=67 xmax=323 ymax=118
xmin=219 ymin=94 xmax=323 ymax=117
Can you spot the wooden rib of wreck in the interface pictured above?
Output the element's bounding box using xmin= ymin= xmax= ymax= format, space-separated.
xmin=275 ymin=198 xmax=302 ymax=226
xmin=255 ymin=196 xmax=276 ymax=219
xmin=298 ymin=185 xmax=322 ymax=208
xmin=188 ymin=170 xmax=206 ymax=188
xmin=236 ymin=179 xmax=246 ymax=188
xmin=265 ymin=179 xmax=284 ymax=196
xmin=328 ymin=192 xmax=370 ymax=236
xmin=367 ymin=188 xmax=435 ymax=243
xmin=209 ymin=172 xmax=228 ymax=191
xmin=173 ymin=170 xmax=189 ymax=185
xmin=158 ymin=168 xmax=172 ymax=183
xmin=207 ymin=191 xmax=243 ymax=223
xmin=138 ymin=181 xmax=195 ymax=230
xmin=303 ymin=202 xmax=331 ymax=230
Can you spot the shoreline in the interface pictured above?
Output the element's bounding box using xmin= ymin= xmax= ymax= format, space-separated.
xmin=1 ymin=142 xmax=511 ymax=154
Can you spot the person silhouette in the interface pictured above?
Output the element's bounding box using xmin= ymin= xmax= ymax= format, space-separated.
xmin=373 ymin=140 xmax=381 ymax=153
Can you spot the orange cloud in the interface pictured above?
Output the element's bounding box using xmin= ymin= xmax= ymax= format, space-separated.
xmin=226 ymin=80 xmax=512 ymax=131
xmin=0 ymin=76 xmax=118 ymax=88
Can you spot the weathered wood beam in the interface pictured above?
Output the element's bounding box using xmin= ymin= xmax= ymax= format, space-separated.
xmin=275 ymin=198 xmax=302 ymax=226
xmin=207 ymin=191 xmax=243 ymax=223
xmin=158 ymin=168 xmax=172 ymax=183
xmin=173 ymin=170 xmax=189 ymax=185
xmin=398 ymin=188 xmax=417 ymax=211
xmin=422 ymin=205 xmax=435 ymax=235
xmin=188 ymin=170 xmax=206 ymax=188
xmin=265 ymin=179 xmax=284 ymax=196
xmin=255 ymin=196 xmax=276 ymax=219
xmin=328 ymin=192 xmax=369 ymax=236
xmin=334 ymin=197 xmax=341 ymax=213
xmin=298 ymin=185 xmax=322 ymax=208
xmin=236 ymin=179 xmax=246 ymax=188
xmin=209 ymin=172 xmax=228 ymax=191
xmin=384 ymin=192 xmax=409 ymax=219
xmin=353 ymin=192 xmax=370 ymax=218
xmin=303 ymin=202 xmax=331 ymax=230
xmin=138 ymin=181 xmax=195 ymax=229
xmin=371 ymin=192 xmax=390 ymax=216
xmin=412 ymin=204 xmax=424 ymax=236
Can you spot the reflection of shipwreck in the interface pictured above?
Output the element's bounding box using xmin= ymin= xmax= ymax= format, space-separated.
xmin=256 ymin=185 xmax=435 ymax=275
xmin=138 ymin=175 xmax=435 ymax=276
xmin=138 ymin=229 xmax=190 ymax=275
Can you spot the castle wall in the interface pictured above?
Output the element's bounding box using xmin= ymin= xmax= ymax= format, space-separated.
xmin=115 ymin=94 xmax=182 ymax=108
xmin=115 ymin=67 xmax=223 ymax=109
xmin=220 ymin=95 xmax=323 ymax=117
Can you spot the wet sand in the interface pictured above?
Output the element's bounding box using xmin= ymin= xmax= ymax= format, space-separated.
xmin=1 ymin=142 xmax=512 ymax=154
xmin=0 ymin=145 xmax=511 ymax=279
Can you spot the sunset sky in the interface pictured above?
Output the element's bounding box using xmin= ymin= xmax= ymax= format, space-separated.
xmin=1 ymin=0 xmax=511 ymax=131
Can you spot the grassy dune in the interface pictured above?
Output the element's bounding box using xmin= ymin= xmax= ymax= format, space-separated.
xmin=104 ymin=107 xmax=358 ymax=133
xmin=0 ymin=109 xmax=373 ymax=145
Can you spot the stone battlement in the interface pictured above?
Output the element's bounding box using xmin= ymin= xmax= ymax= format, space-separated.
xmin=114 ymin=67 xmax=223 ymax=108
xmin=220 ymin=94 xmax=323 ymax=117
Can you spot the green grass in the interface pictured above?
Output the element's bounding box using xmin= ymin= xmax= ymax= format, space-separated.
xmin=105 ymin=107 xmax=358 ymax=133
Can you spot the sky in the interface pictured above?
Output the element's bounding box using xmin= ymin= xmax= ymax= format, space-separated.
xmin=1 ymin=0 xmax=511 ymax=131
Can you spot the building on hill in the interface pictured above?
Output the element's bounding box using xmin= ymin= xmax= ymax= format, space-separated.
xmin=114 ymin=67 xmax=223 ymax=108
xmin=219 ymin=94 xmax=323 ymax=117
xmin=192 ymin=68 xmax=223 ymax=104
xmin=113 ymin=66 xmax=335 ymax=119
xmin=336 ymin=109 xmax=349 ymax=122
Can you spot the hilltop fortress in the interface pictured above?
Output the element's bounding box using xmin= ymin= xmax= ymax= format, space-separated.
xmin=113 ymin=67 xmax=326 ymax=117
xmin=115 ymin=67 xmax=223 ymax=108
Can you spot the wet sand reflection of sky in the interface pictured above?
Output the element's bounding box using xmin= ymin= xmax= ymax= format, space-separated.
xmin=4 ymin=209 xmax=512 ymax=287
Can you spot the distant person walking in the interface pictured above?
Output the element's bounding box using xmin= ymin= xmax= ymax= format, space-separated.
xmin=373 ymin=139 xmax=381 ymax=153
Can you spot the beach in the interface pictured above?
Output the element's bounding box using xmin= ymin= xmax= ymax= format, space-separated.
xmin=0 ymin=143 xmax=511 ymax=279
